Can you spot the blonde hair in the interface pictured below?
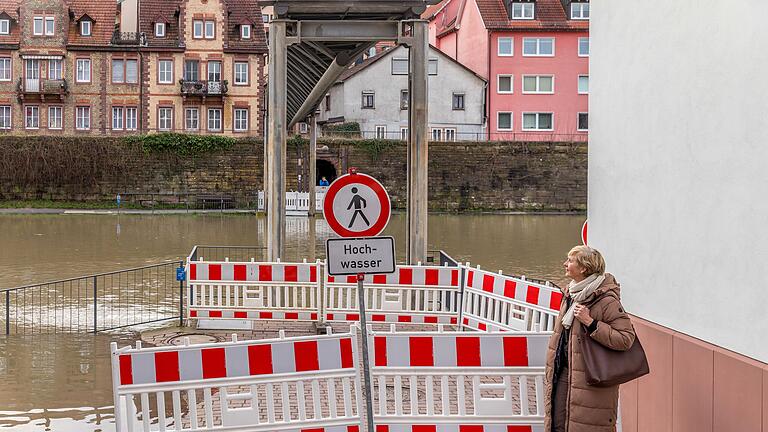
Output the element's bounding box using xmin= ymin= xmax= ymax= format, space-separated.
xmin=568 ymin=245 xmax=606 ymax=277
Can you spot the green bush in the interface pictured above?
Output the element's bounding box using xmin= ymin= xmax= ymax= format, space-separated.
xmin=324 ymin=122 xmax=361 ymax=135
xmin=125 ymin=133 xmax=236 ymax=156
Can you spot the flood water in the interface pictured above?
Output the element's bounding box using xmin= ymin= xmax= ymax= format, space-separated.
xmin=0 ymin=213 xmax=584 ymax=431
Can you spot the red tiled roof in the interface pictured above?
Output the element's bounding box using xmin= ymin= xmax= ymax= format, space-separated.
xmin=223 ymin=0 xmax=267 ymax=53
xmin=67 ymin=0 xmax=117 ymax=46
xmin=422 ymin=0 xmax=451 ymax=19
xmin=139 ymin=0 xmax=183 ymax=49
xmin=0 ymin=0 xmax=21 ymax=46
xmin=474 ymin=0 xmax=588 ymax=31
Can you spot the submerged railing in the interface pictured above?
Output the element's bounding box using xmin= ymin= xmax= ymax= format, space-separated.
xmin=1 ymin=261 xmax=184 ymax=335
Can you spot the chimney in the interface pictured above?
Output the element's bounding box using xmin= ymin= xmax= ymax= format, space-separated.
xmin=119 ymin=0 xmax=138 ymax=33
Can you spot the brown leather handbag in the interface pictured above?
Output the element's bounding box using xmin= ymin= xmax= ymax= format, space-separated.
xmin=580 ymin=323 xmax=650 ymax=387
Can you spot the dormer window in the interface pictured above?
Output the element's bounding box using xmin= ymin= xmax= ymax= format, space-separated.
xmin=80 ymin=20 xmax=91 ymax=36
xmin=241 ymin=24 xmax=251 ymax=39
xmin=0 ymin=19 xmax=9 ymax=35
xmin=511 ymin=2 xmax=534 ymax=20
xmin=571 ymin=2 xmax=590 ymax=19
xmin=155 ymin=22 xmax=165 ymax=37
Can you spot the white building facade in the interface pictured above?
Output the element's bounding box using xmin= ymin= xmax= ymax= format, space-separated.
xmin=318 ymin=45 xmax=487 ymax=141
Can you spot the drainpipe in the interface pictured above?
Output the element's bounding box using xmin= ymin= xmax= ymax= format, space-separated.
xmin=486 ymin=30 xmax=492 ymax=140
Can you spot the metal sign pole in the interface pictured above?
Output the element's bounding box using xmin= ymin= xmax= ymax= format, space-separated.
xmin=357 ymin=273 xmax=375 ymax=432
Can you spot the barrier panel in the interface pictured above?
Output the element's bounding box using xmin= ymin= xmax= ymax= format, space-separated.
xmin=187 ymin=260 xmax=322 ymax=323
xmin=110 ymin=328 xmax=363 ymax=432
xmin=460 ymin=265 xmax=561 ymax=333
xmin=368 ymin=326 xmax=547 ymax=431
xmin=324 ymin=265 xmax=462 ymax=325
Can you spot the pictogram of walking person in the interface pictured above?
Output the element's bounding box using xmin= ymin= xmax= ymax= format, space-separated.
xmin=346 ymin=187 xmax=370 ymax=228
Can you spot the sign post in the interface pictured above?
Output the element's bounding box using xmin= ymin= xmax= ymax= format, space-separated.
xmin=324 ymin=168 xmax=393 ymax=432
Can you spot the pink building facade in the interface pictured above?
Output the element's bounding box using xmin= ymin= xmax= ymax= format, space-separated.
xmin=426 ymin=0 xmax=589 ymax=141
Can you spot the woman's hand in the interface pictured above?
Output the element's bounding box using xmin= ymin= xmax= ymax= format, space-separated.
xmin=573 ymin=304 xmax=594 ymax=326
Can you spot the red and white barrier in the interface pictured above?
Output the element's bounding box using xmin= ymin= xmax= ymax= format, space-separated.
xmin=460 ymin=266 xmax=560 ymax=332
xmin=325 ymin=265 xmax=462 ymax=325
xmin=367 ymin=327 xmax=547 ymax=428
xmin=111 ymin=329 xmax=363 ymax=432
xmin=374 ymin=426 xmax=543 ymax=432
xmin=187 ymin=259 xmax=322 ymax=326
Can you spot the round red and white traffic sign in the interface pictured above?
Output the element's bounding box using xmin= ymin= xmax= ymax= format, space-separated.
xmin=581 ymin=219 xmax=588 ymax=245
xmin=323 ymin=172 xmax=391 ymax=237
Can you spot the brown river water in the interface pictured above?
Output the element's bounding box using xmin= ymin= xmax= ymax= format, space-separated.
xmin=0 ymin=212 xmax=583 ymax=431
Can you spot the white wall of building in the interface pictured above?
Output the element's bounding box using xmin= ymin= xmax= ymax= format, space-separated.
xmin=320 ymin=46 xmax=486 ymax=140
xmin=589 ymin=0 xmax=768 ymax=362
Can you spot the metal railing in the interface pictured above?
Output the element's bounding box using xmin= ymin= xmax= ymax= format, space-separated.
xmin=318 ymin=129 xmax=588 ymax=142
xmin=179 ymin=79 xmax=229 ymax=96
xmin=188 ymin=245 xmax=268 ymax=263
xmin=1 ymin=261 xmax=184 ymax=335
xmin=17 ymin=77 xmax=68 ymax=95
xmin=111 ymin=30 xmax=144 ymax=45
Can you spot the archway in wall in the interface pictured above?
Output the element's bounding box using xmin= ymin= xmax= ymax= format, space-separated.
xmin=316 ymin=159 xmax=338 ymax=185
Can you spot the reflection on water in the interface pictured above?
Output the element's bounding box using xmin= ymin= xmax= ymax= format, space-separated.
xmin=0 ymin=212 xmax=583 ymax=430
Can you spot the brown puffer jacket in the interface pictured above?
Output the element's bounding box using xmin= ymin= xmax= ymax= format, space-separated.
xmin=543 ymin=273 xmax=636 ymax=432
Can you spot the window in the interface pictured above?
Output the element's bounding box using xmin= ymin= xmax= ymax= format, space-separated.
xmin=262 ymin=14 xmax=270 ymax=23
xmin=45 ymin=17 xmax=54 ymax=35
xmin=511 ymin=2 xmax=534 ymax=19
xmin=184 ymin=60 xmax=199 ymax=81
xmin=497 ymin=75 xmax=513 ymax=94
xmin=577 ymin=112 xmax=588 ymax=131
xmin=204 ymin=20 xmax=215 ymax=39
xmin=126 ymin=107 xmax=137 ymax=130
xmin=112 ymin=59 xmax=125 ymax=83
xmin=578 ymin=37 xmax=590 ymax=57
xmin=391 ymin=58 xmax=408 ymax=75
xmin=48 ymin=59 xmax=62 ymax=80
xmin=48 ymin=106 xmax=62 ymax=129
xmin=76 ymin=106 xmax=91 ymax=130
xmin=126 ymin=59 xmax=138 ymax=83
xmin=33 ymin=17 xmax=43 ymax=35
xmin=193 ymin=20 xmax=203 ymax=38
xmin=25 ymin=106 xmax=39 ymax=129
xmin=234 ymin=108 xmax=248 ymax=132
xmin=158 ymin=107 xmax=172 ymax=131
xmin=522 ymin=75 xmax=554 ymax=93
xmin=80 ymin=20 xmax=91 ymax=36
xmin=571 ymin=2 xmax=590 ymax=20
xmin=185 ymin=107 xmax=199 ymax=130
xmin=400 ymin=127 xmax=408 ymax=141
xmin=497 ymin=112 xmax=513 ymax=131
xmin=0 ymin=19 xmax=9 ymax=35
xmin=431 ymin=128 xmax=442 ymax=141
xmin=400 ymin=89 xmax=408 ymax=110
xmin=522 ymin=112 xmax=553 ymax=130
xmin=207 ymin=108 xmax=222 ymax=131
xmin=444 ymin=128 xmax=456 ymax=141
xmin=234 ymin=61 xmax=249 ymax=85
xmin=76 ymin=59 xmax=91 ymax=82
xmin=523 ymin=37 xmax=554 ymax=56
xmin=0 ymin=58 xmax=10 ymax=81
xmin=299 ymin=122 xmax=309 ymax=133
xmin=498 ymin=37 xmax=513 ymax=56
xmin=207 ymin=61 xmax=221 ymax=82
xmin=112 ymin=107 xmax=124 ymax=130
xmin=155 ymin=22 xmax=165 ymax=37
xmin=241 ymin=24 xmax=251 ymax=39
xmin=158 ymin=59 xmax=173 ymax=84
xmin=428 ymin=58 xmax=438 ymax=75
xmin=375 ymin=125 xmax=386 ymax=139
xmin=452 ymin=93 xmax=465 ymax=110
xmin=324 ymin=94 xmax=331 ymax=111
xmin=362 ymin=91 xmax=375 ymax=109
xmin=0 ymin=105 xmax=10 ymax=129
xmin=578 ymin=75 xmax=589 ymax=94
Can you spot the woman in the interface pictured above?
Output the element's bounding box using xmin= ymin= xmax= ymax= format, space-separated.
xmin=544 ymin=245 xmax=636 ymax=432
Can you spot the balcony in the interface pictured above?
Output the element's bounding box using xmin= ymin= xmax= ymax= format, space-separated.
xmin=179 ymin=79 xmax=228 ymax=99
xmin=17 ymin=78 xmax=68 ymax=101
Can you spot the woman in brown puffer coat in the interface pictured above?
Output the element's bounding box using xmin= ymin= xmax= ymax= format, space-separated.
xmin=544 ymin=245 xmax=636 ymax=432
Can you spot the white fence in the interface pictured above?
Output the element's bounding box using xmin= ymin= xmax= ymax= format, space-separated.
xmin=110 ymin=328 xmax=363 ymax=432
xmin=257 ymin=189 xmax=327 ymax=215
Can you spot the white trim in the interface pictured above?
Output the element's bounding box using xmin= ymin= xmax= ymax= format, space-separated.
xmin=375 ymin=125 xmax=387 ymax=139
xmin=185 ymin=107 xmax=199 ymax=131
xmin=521 ymin=74 xmax=555 ymax=94
xmin=570 ymin=2 xmax=590 ymax=20
xmin=234 ymin=61 xmax=249 ymax=85
xmin=497 ymin=37 xmax=514 ymax=57
xmin=577 ymin=112 xmax=588 ymax=131
xmin=76 ymin=58 xmax=91 ymax=83
xmin=0 ymin=18 xmax=10 ymax=35
xmin=578 ymin=74 xmax=589 ymax=94
xmin=44 ymin=17 xmax=54 ymax=36
xmin=76 ymin=106 xmax=91 ymax=130
xmin=158 ymin=107 xmax=173 ymax=131
xmin=234 ymin=108 xmax=249 ymax=132
xmin=158 ymin=59 xmax=173 ymax=84
xmin=443 ymin=127 xmax=457 ymax=142
xmin=155 ymin=22 xmax=165 ymax=37
xmin=241 ymin=24 xmax=251 ymax=39
xmin=204 ymin=20 xmax=215 ymax=39
xmin=207 ymin=107 xmax=222 ymax=131
xmin=33 ymin=17 xmax=43 ymax=35
xmin=400 ymin=126 xmax=408 ymax=141
xmin=24 ymin=105 xmax=39 ymax=130
xmin=21 ymin=54 xmax=63 ymax=60
xmin=48 ymin=106 xmax=62 ymax=130
xmin=80 ymin=20 xmax=91 ymax=36
xmin=578 ymin=37 xmax=590 ymax=57
xmin=510 ymin=2 xmax=535 ymax=20
xmin=497 ymin=74 xmax=513 ymax=94
xmin=522 ymin=37 xmax=555 ymax=57
xmin=0 ymin=57 xmax=10 ymax=81
xmin=0 ymin=105 xmax=11 ymax=129
xmin=521 ymin=112 xmax=554 ymax=131
xmin=193 ymin=20 xmax=203 ymax=38
xmin=496 ymin=111 xmax=513 ymax=131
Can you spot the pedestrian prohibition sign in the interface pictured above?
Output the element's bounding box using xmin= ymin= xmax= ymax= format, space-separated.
xmin=323 ymin=171 xmax=391 ymax=238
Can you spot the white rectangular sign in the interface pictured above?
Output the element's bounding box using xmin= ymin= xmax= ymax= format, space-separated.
xmin=326 ymin=236 xmax=396 ymax=276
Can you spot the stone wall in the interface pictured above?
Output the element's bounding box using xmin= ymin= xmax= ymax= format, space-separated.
xmin=0 ymin=136 xmax=586 ymax=211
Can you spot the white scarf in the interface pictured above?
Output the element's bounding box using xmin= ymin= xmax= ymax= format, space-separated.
xmin=561 ymin=273 xmax=606 ymax=329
